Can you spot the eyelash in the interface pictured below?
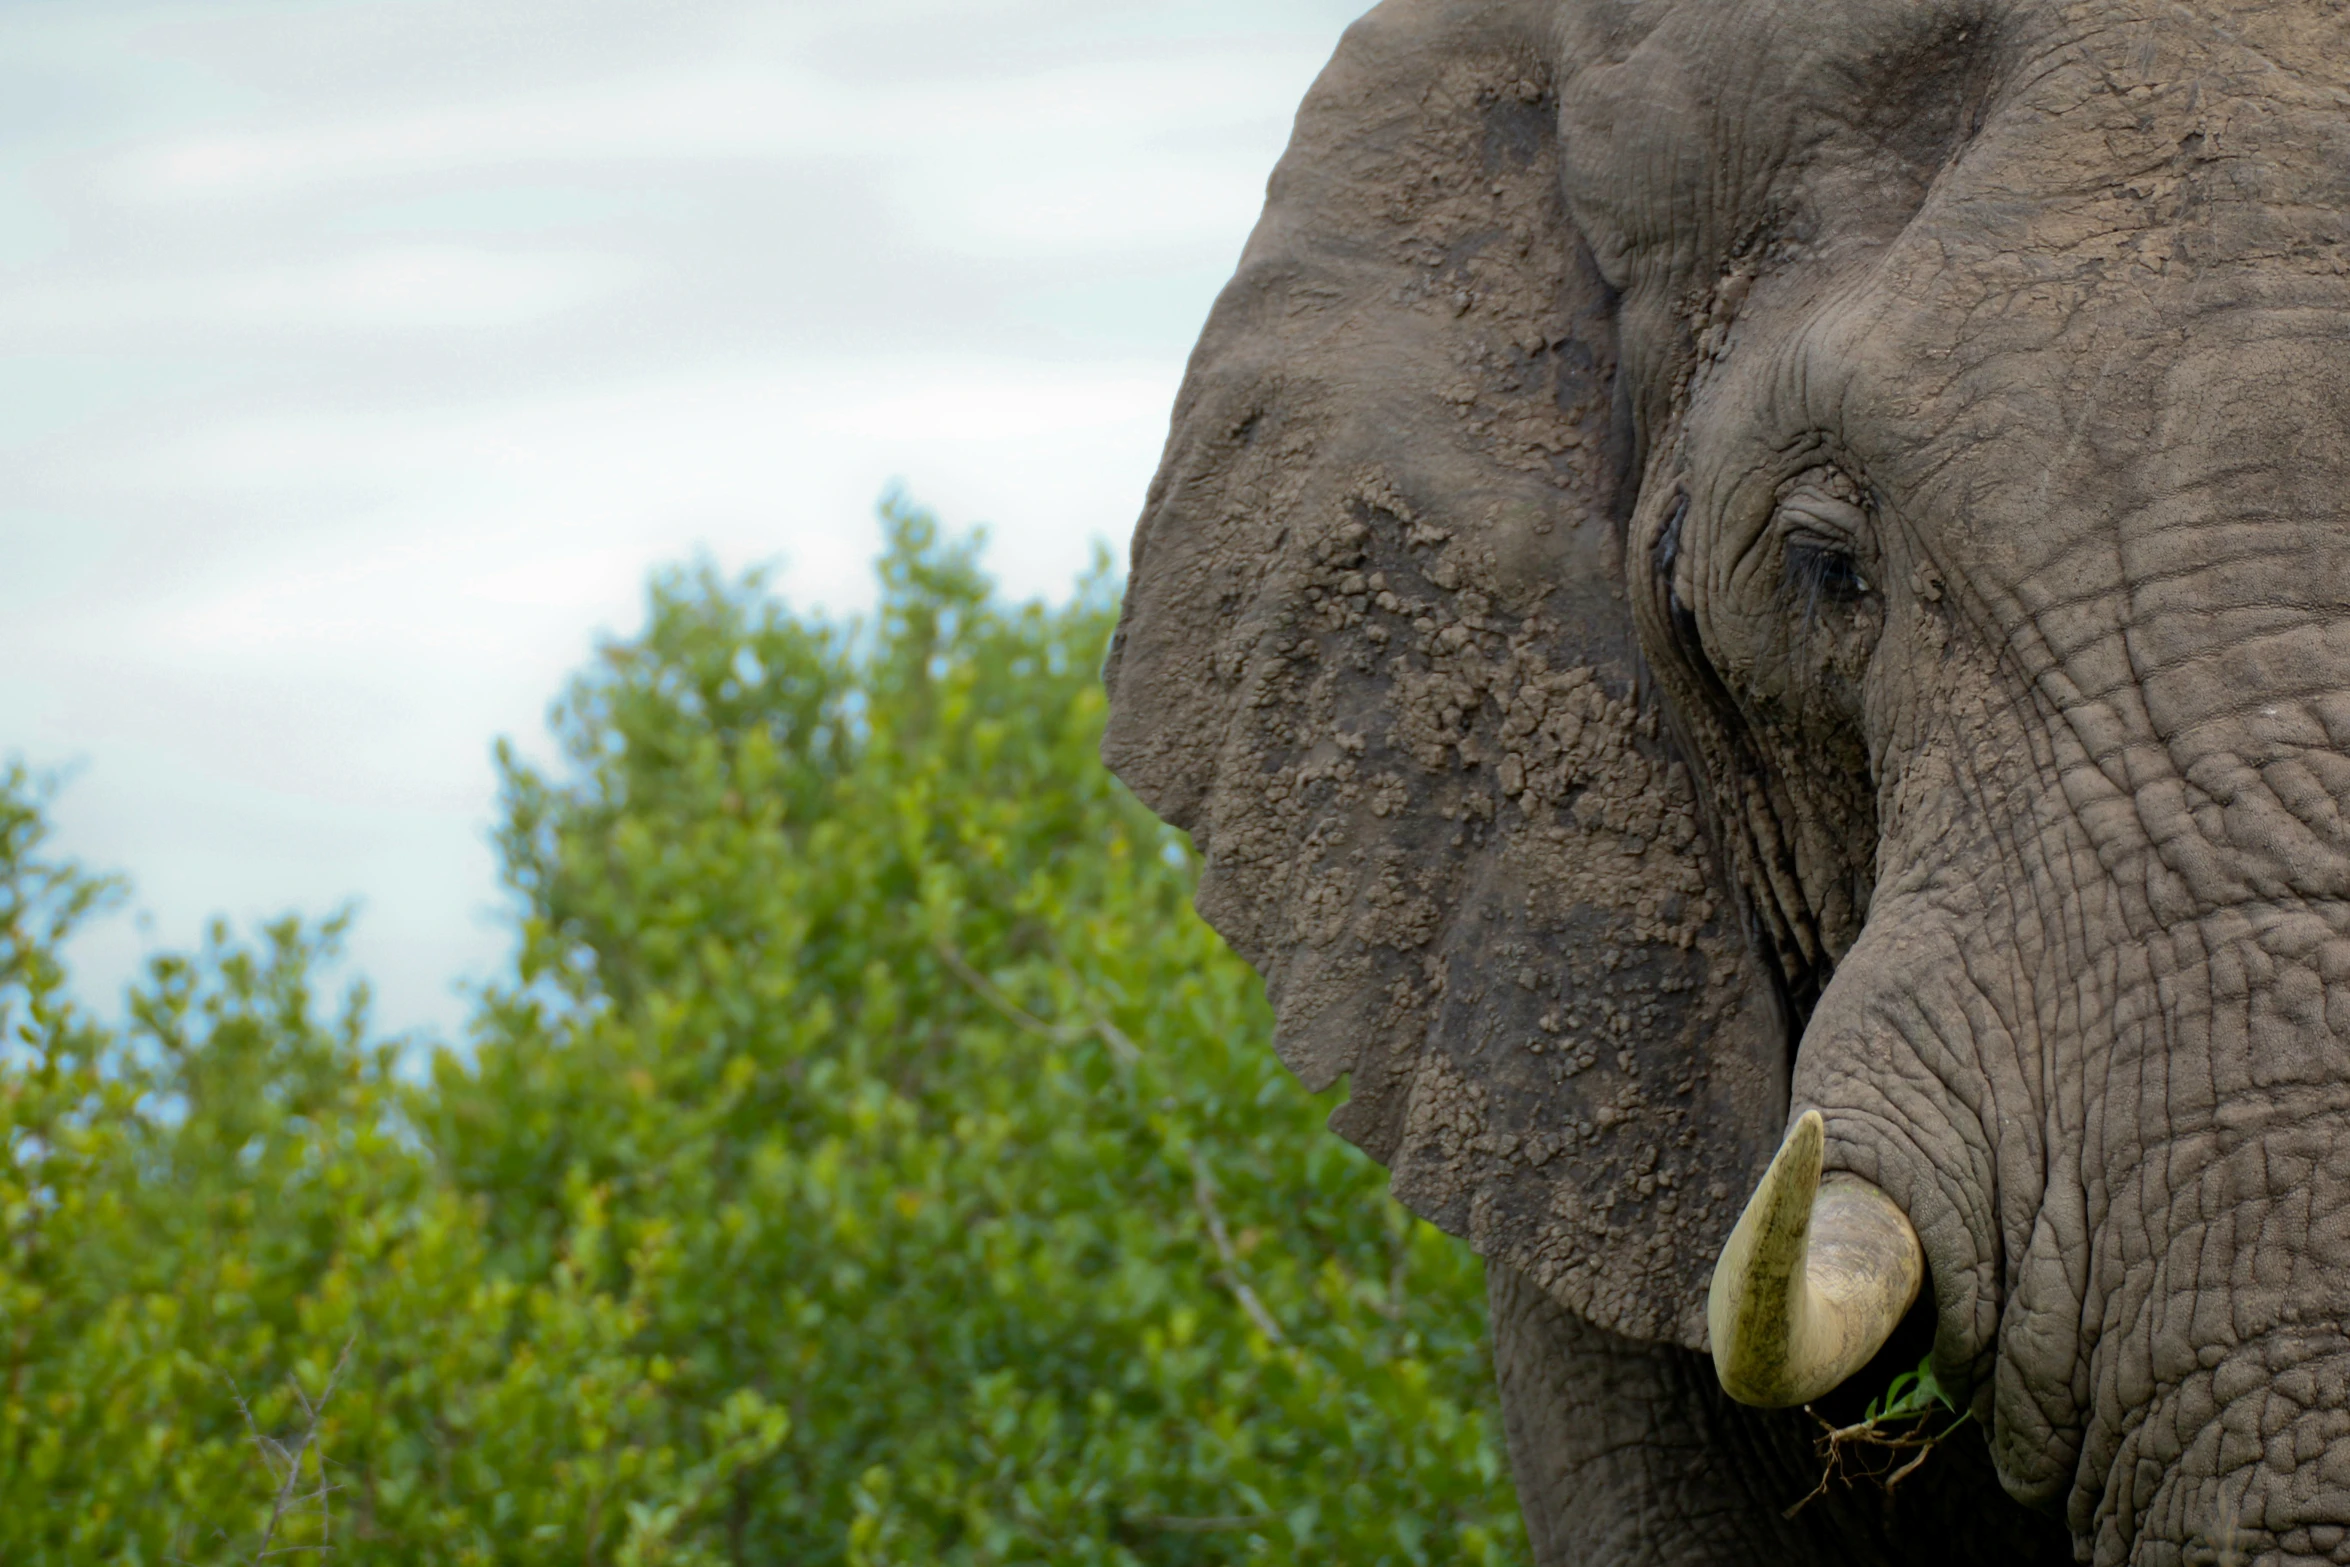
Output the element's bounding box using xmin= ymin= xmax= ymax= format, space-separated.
xmin=1783 ymin=539 xmax=1873 ymax=624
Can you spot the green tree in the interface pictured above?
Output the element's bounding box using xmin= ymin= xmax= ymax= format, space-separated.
xmin=0 ymin=499 xmax=1524 ymax=1564
xmin=0 ymin=776 xmax=707 ymax=1563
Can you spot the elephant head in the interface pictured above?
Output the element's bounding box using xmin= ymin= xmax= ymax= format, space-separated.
xmin=1104 ymin=0 xmax=2350 ymax=1560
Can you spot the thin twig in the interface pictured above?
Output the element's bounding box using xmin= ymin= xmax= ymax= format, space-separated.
xmin=226 ymin=1336 xmax=356 ymax=1564
xmin=1088 ymin=1012 xmax=1142 ymax=1066
xmin=933 ymin=938 xmax=1140 ymax=1065
xmin=1782 ymin=1403 xmax=1968 ymax=1519
xmin=934 ymin=939 xmax=1059 ymax=1036
xmin=1127 ymin=1512 xmax=1278 ymax=1534
xmin=1192 ymin=1172 xmax=1285 ymax=1345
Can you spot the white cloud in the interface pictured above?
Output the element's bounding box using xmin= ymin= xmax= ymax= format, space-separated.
xmin=813 ymin=363 xmax=1170 ymax=441
xmin=10 ymin=351 xmax=1176 ymax=818
xmin=115 ymin=51 xmax=1318 ymax=206
xmin=458 ymin=545 xmax=645 ymax=611
xmin=909 ymin=152 xmax=1270 ymax=258
xmin=77 ymin=356 xmax=1174 ymax=525
xmin=0 ymin=246 xmax=633 ymax=338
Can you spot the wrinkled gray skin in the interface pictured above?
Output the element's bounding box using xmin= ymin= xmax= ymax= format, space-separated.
xmin=1101 ymin=0 xmax=2350 ymax=1561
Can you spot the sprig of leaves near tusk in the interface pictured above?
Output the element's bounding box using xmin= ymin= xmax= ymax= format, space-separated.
xmin=1784 ymin=1353 xmax=1972 ymax=1519
xmin=1707 ymin=1110 xmax=1924 ymax=1407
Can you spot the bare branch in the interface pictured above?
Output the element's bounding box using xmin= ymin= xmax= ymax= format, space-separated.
xmin=224 ymin=1335 xmax=356 ymax=1566
xmin=1089 ymin=1013 xmax=1142 ymax=1067
xmin=1128 ymin=1512 xmax=1278 ymax=1534
xmin=935 ymin=939 xmax=1061 ymax=1038
xmin=933 ymin=938 xmax=1140 ymax=1066
xmin=1192 ymin=1172 xmax=1285 ymax=1345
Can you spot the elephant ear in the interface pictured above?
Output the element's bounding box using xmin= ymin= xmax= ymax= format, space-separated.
xmin=1101 ymin=0 xmax=1789 ymax=1349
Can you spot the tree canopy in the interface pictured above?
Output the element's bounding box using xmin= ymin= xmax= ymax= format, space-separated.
xmin=0 ymin=501 xmax=1523 ymax=1564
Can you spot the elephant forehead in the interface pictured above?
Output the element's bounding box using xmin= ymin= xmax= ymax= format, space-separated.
xmin=1563 ymin=0 xmax=2350 ymax=597
xmin=1550 ymin=0 xmax=2350 ymax=371
xmin=1789 ymin=10 xmax=2350 ymax=591
xmin=1551 ymin=0 xmax=2005 ymax=307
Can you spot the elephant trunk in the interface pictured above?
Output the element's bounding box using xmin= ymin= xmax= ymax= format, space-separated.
xmin=1706 ymin=1110 xmax=1923 ymax=1408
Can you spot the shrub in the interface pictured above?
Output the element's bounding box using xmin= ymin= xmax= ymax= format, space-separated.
xmin=0 ymin=500 xmax=1524 ymax=1565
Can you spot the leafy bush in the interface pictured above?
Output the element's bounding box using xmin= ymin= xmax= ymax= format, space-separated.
xmin=0 ymin=500 xmax=1524 ymax=1564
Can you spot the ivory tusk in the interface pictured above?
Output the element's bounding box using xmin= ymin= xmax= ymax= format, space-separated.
xmin=1707 ymin=1110 xmax=1924 ymax=1407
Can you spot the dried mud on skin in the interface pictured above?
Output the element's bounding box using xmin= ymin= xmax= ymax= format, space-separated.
xmin=1107 ymin=35 xmax=1784 ymax=1349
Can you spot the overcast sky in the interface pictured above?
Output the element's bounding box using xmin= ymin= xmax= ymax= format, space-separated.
xmin=0 ymin=0 xmax=1363 ymax=1040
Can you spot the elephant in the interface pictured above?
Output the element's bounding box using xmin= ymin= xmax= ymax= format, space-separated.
xmin=1099 ymin=0 xmax=2350 ymax=1561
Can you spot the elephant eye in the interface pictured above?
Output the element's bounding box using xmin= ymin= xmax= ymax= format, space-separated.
xmin=1775 ymin=480 xmax=1875 ymax=626
xmin=1784 ymin=538 xmax=1873 ymax=622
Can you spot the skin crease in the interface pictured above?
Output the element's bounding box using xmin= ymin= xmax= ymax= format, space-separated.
xmin=1102 ymin=0 xmax=2350 ymax=1562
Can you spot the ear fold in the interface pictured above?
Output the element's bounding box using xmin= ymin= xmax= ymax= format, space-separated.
xmin=1102 ymin=0 xmax=1787 ymax=1349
